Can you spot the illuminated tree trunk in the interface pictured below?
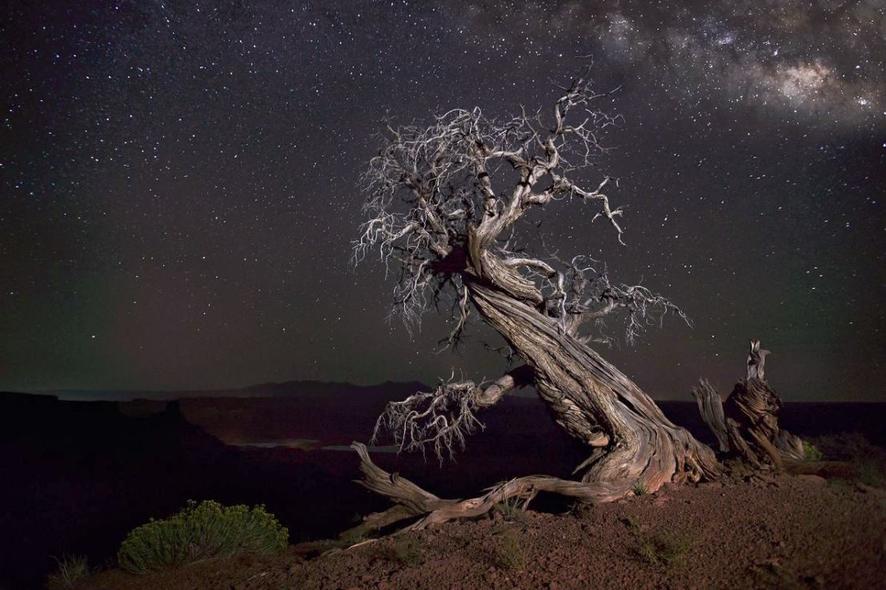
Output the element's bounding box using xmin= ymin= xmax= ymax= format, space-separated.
xmin=466 ymin=279 xmax=719 ymax=497
xmin=349 ymin=260 xmax=720 ymax=532
xmin=349 ymin=73 xmax=724 ymax=532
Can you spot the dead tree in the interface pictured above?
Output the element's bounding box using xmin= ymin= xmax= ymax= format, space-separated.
xmin=692 ymin=340 xmax=806 ymax=469
xmin=351 ymin=73 xmax=720 ymax=530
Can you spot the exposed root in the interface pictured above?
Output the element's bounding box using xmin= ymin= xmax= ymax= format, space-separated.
xmin=350 ymin=441 xmax=700 ymax=533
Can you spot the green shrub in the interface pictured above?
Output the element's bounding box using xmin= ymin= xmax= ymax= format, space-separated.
xmin=46 ymin=555 xmax=89 ymax=589
xmin=117 ymin=500 xmax=288 ymax=574
xmin=856 ymin=459 xmax=886 ymax=488
xmin=391 ymin=537 xmax=423 ymax=566
xmin=802 ymin=440 xmax=823 ymax=462
xmin=632 ymin=481 xmax=648 ymax=496
xmin=375 ymin=536 xmax=423 ymax=566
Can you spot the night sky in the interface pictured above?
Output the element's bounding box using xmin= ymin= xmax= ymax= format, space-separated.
xmin=2 ymin=1 xmax=884 ymax=400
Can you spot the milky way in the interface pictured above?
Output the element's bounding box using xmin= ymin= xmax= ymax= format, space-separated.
xmin=1 ymin=1 xmax=883 ymax=399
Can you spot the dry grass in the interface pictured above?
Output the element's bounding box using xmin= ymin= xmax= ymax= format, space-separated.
xmin=46 ymin=555 xmax=89 ymax=589
xmin=490 ymin=527 xmax=525 ymax=571
xmin=632 ymin=529 xmax=693 ymax=568
xmin=375 ymin=536 xmax=424 ymax=567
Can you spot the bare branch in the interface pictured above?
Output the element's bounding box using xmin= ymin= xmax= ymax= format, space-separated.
xmin=371 ymin=367 xmax=531 ymax=462
xmin=552 ymin=176 xmax=626 ymax=244
xmin=439 ymin=284 xmax=470 ymax=351
xmin=354 ymin=73 xmax=628 ymax=330
xmin=556 ymin=256 xmax=691 ymax=345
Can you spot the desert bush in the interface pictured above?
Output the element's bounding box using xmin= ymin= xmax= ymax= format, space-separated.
xmin=491 ymin=528 xmax=525 ymax=571
xmin=632 ymin=481 xmax=648 ymax=496
xmin=46 ymin=555 xmax=89 ymax=589
xmin=632 ymin=529 xmax=692 ymax=568
xmin=802 ymin=440 xmax=824 ymax=461
xmin=569 ymin=500 xmax=594 ymax=519
xmin=375 ymin=536 xmax=423 ymax=566
xmin=117 ymin=500 xmax=288 ymax=574
xmin=620 ymin=515 xmax=641 ymax=531
xmin=810 ymin=433 xmax=877 ymax=462
xmin=856 ymin=459 xmax=886 ymax=488
xmin=809 ymin=433 xmax=886 ymax=487
xmin=338 ymin=527 xmax=367 ymax=546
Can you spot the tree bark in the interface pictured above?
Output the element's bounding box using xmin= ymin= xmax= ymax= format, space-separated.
xmin=351 ymin=240 xmax=721 ymax=531
xmin=691 ymin=378 xmax=730 ymax=453
xmin=465 ymin=278 xmax=720 ymax=499
xmin=352 ymin=269 xmax=723 ymax=536
xmin=693 ymin=340 xmax=806 ymax=469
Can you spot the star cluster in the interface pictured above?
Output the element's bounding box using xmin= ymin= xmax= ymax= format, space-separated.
xmin=1 ymin=1 xmax=883 ymax=399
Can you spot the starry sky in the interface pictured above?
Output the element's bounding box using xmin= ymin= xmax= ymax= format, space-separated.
xmin=2 ymin=1 xmax=884 ymax=400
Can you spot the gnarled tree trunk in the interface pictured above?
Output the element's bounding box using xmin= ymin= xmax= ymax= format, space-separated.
xmin=693 ymin=340 xmax=806 ymax=469
xmin=348 ymin=266 xmax=721 ymax=532
xmin=465 ymin=278 xmax=719 ymax=497
xmin=350 ymin=73 xmax=725 ymax=532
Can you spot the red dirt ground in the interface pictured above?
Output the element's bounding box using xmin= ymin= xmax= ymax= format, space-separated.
xmin=80 ymin=473 xmax=885 ymax=590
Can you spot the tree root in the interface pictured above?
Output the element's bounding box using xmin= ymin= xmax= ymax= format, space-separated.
xmin=349 ymin=442 xmax=667 ymax=534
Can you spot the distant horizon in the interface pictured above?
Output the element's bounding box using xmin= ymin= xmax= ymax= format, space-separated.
xmin=3 ymin=378 xmax=882 ymax=404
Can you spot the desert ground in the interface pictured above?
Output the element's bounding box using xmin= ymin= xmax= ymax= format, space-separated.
xmin=81 ymin=470 xmax=884 ymax=590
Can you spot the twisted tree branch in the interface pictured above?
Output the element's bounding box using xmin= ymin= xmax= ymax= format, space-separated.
xmin=371 ymin=366 xmax=533 ymax=462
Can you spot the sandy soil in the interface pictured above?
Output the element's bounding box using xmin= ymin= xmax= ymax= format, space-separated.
xmin=81 ymin=473 xmax=885 ymax=590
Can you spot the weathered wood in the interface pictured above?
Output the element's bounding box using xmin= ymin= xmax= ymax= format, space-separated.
xmin=695 ymin=341 xmax=806 ymax=468
xmin=691 ymin=378 xmax=730 ymax=452
xmin=350 ymin=442 xmax=644 ymax=531
xmin=466 ymin=279 xmax=720 ymax=497
xmin=724 ymin=378 xmax=805 ymax=466
xmin=747 ymin=339 xmax=770 ymax=380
